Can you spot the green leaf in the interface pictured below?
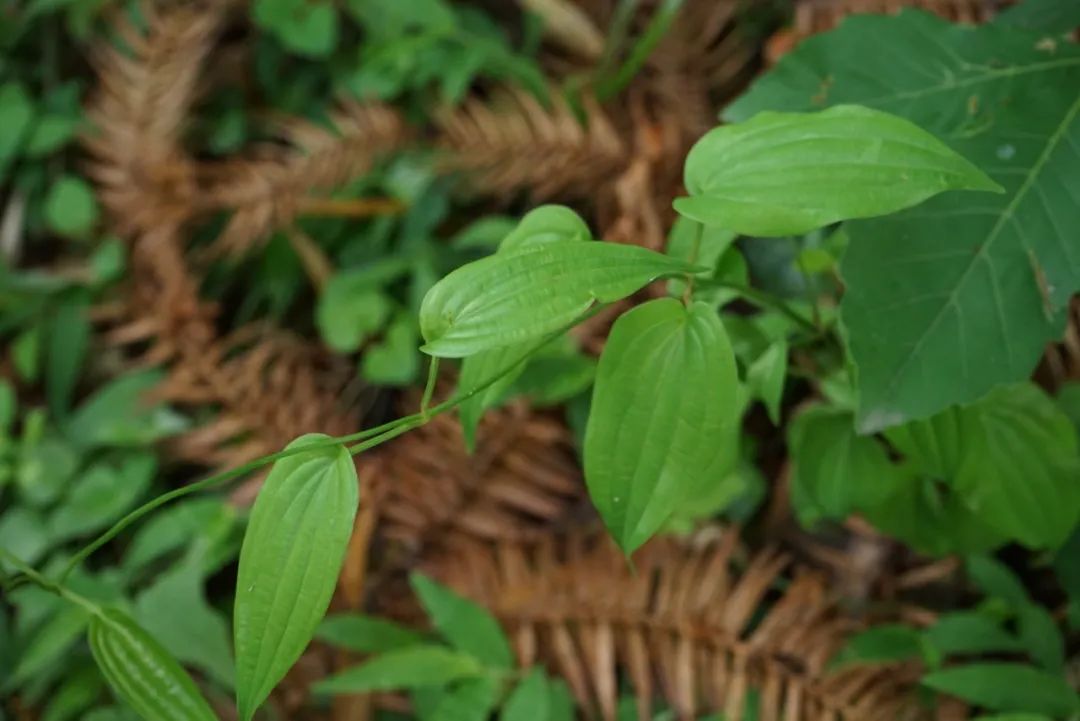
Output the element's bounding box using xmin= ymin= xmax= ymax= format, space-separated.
xmin=997 ymin=0 xmax=1080 ymax=34
xmin=419 ymin=241 xmax=698 ymax=358
xmin=25 ymin=114 xmax=79 ymax=157
xmin=234 ymin=434 xmax=359 ymax=721
xmin=410 ymin=573 xmax=512 ymax=669
xmin=0 ymin=82 xmax=34 ymax=176
xmin=314 ymin=646 xmax=482 ymax=694
xmin=362 ymin=312 xmax=420 ymax=386
xmin=922 ymin=663 xmax=1079 ymax=716
xmin=88 ymin=608 xmax=217 ymax=721
xmin=966 ymin=555 xmax=1029 ymax=608
xmin=316 ymin=274 xmax=392 ymax=353
xmin=924 ymin=613 xmax=1022 ymax=657
xmin=0 ymin=507 xmax=51 ymax=566
xmin=123 ymin=497 xmax=236 ymax=575
xmin=46 ymin=293 xmax=90 ymax=418
xmin=48 ymin=453 xmax=154 ymax=542
xmin=953 ymin=385 xmax=1080 ymax=548
xmin=886 ymin=384 xmax=1080 ymax=549
xmin=456 ymin=206 xmax=590 ymax=448
xmin=584 ymin=298 xmax=739 ymax=553
xmin=136 ymin=559 xmax=235 ymax=688
xmin=316 ymin=614 xmax=425 ymax=654
xmin=1016 ymin=604 xmax=1064 ymax=672
xmin=787 ymin=406 xmax=898 ymax=525
xmin=747 ymin=340 xmax=787 ymax=424
xmin=45 ymin=175 xmax=99 ymax=238
xmin=676 ymin=105 xmax=1000 ymax=236
xmin=66 ymin=371 xmax=188 ymax=448
xmin=41 ymin=664 xmax=104 ymax=721
xmin=427 ymin=676 xmax=500 ymax=721
xmin=501 ymin=668 xmax=550 ymax=721
xmin=727 ymin=11 xmax=1080 ymax=430
xmin=834 ymin=624 xmax=923 ymax=665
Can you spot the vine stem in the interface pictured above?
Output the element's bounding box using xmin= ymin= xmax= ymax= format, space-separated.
xmin=58 ymin=307 xmax=607 ymax=583
xmin=1 ymin=549 xmax=101 ymax=615
xmin=700 ymin=279 xmax=820 ymax=335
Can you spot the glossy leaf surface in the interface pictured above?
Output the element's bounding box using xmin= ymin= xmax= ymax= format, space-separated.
xmin=420 ymin=242 xmax=698 ymax=358
xmin=676 ymin=105 xmax=999 ymax=236
xmin=234 ymin=434 xmax=359 ymax=721
xmin=584 ymin=298 xmax=738 ymax=553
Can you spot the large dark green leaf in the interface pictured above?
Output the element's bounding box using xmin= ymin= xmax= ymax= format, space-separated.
xmin=234 ymin=435 xmax=359 ymax=721
xmin=88 ymin=609 xmax=216 ymax=721
xmin=584 ymin=298 xmax=738 ymax=553
xmin=419 ymin=242 xmax=697 ymax=358
xmin=676 ymin=105 xmax=999 ymax=236
xmin=727 ymin=10 xmax=1080 ymax=430
xmin=922 ymin=663 xmax=1079 ymax=716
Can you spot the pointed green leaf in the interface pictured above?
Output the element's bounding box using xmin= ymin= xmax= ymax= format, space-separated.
xmin=316 ymin=613 xmax=425 ymax=654
xmin=410 ymin=573 xmax=512 ymax=669
xmin=675 ymin=105 xmax=1000 ymax=236
xmin=88 ymin=609 xmax=216 ymax=721
xmin=924 ymin=613 xmax=1022 ymax=657
xmin=314 ymin=646 xmax=483 ymax=694
xmin=420 ymin=242 xmax=698 ymax=358
xmin=584 ymin=298 xmax=739 ymax=553
xmin=457 ymin=206 xmax=589 ymax=449
xmin=427 ymin=676 xmax=500 ymax=721
xmin=922 ymin=663 xmax=1079 ymax=716
xmin=728 ymin=10 xmax=1080 ymax=429
xmin=234 ymin=434 xmax=359 ymax=721
xmin=501 ymin=668 xmax=550 ymax=721
xmin=1017 ymin=604 xmax=1064 ymax=672
xmin=747 ymin=340 xmax=787 ymax=424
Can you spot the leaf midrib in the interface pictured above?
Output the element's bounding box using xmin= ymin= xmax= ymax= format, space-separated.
xmin=875 ymin=93 xmax=1080 ymax=407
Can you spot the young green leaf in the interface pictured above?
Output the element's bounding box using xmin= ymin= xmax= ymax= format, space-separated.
xmin=457 ymin=205 xmax=590 ymax=449
xmin=675 ymin=105 xmax=1000 ymax=236
xmin=410 ymin=573 xmax=513 ymax=669
xmin=313 ymin=646 xmax=483 ymax=694
xmin=88 ymin=608 xmax=216 ymax=721
xmin=315 ymin=614 xmax=425 ymax=654
xmin=833 ymin=624 xmax=923 ymax=666
xmin=584 ymin=298 xmax=739 ymax=553
xmin=419 ymin=241 xmax=699 ymax=358
xmin=1016 ymin=604 xmax=1064 ymax=672
xmin=44 ymin=175 xmax=100 ymax=238
xmin=747 ymin=340 xmax=787 ymax=424
xmin=234 ymin=434 xmax=359 ymax=721
xmin=922 ymin=663 xmax=1079 ymax=716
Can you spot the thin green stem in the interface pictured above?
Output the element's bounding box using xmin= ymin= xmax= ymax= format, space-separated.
xmin=597 ymin=0 xmax=685 ymax=100
xmin=61 ymin=306 xmax=609 ymax=581
xmin=1 ymin=549 xmax=101 ymax=615
xmin=682 ymin=221 xmax=704 ymax=306
xmin=420 ymin=357 xmax=440 ymax=419
xmin=701 ymin=279 xmax=820 ymax=335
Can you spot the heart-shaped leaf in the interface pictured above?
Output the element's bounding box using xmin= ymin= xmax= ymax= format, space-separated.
xmin=584 ymin=298 xmax=739 ymax=553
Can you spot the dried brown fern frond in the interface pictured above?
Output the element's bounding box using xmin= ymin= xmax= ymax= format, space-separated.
xmin=375 ymin=397 xmax=588 ymax=561
xmin=437 ymin=87 xmax=626 ymax=203
xmin=101 ymin=225 xmax=359 ymax=488
xmin=83 ymin=1 xmax=224 ymax=235
xmin=196 ymin=101 xmax=406 ymax=259
xmin=424 ymin=530 xmax=928 ymax=721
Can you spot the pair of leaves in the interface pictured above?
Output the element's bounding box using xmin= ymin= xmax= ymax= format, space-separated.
xmin=791 ymin=384 xmax=1080 ymax=552
xmin=728 ymin=9 xmax=1080 ymax=431
xmin=584 ymin=298 xmax=739 ymax=553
